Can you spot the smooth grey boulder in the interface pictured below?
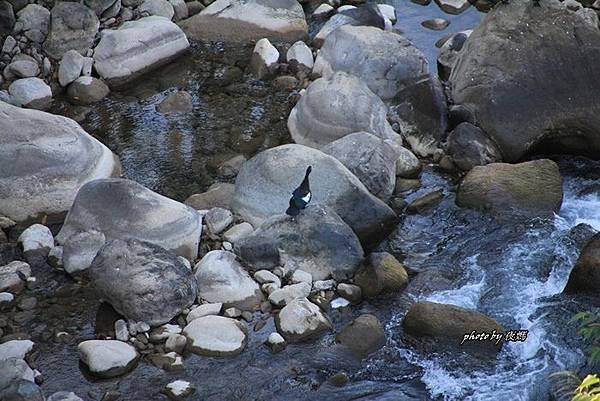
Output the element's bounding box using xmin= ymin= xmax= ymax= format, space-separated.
xmin=8 ymin=78 xmax=52 ymax=110
xmin=286 ymin=40 xmax=313 ymax=70
xmin=7 ymin=55 xmax=39 ymax=78
xmin=0 ymin=358 xmax=34 ymax=386
xmin=268 ymin=282 xmax=311 ymax=307
xmin=56 ymin=178 xmax=202 ymax=261
xmin=194 ymin=250 xmax=263 ymax=310
xmin=0 ymin=340 xmax=34 ymax=361
xmin=183 ymin=315 xmax=247 ymax=356
xmin=275 ymin=298 xmax=332 ymax=342
xmin=43 ymin=2 xmax=99 ymax=60
xmin=0 ymin=102 xmax=120 ymax=222
xmin=184 ymin=182 xmax=235 ymax=211
xmin=312 ymin=4 xmax=385 ymax=48
xmin=235 ymin=204 xmax=363 ymax=280
xmin=322 ymin=132 xmax=419 ymax=201
xmin=93 ymin=16 xmax=189 ymax=86
xmin=169 ymin=0 xmax=187 ymax=21
xmin=336 ymin=314 xmax=386 ymax=357
xmin=288 ymin=72 xmax=399 ymax=149
xmin=179 ymin=0 xmax=307 ymax=43
xmin=232 ymin=144 xmax=396 ymax=247
xmin=78 ymin=340 xmax=139 ymax=378
xmin=89 ymin=239 xmax=198 ymax=326
xmin=445 ymin=122 xmax=502 ymax=171
xmin=58 ymin=50 xmax=84 ymax=87
xmin=313 ymin=25 xmax=428 ymax=101
xmin=450 ymin=0 xmax=600 ymax=162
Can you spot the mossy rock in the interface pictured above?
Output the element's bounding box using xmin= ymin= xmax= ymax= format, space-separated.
xmin=353 ymin=252 xmax=408 ymax=298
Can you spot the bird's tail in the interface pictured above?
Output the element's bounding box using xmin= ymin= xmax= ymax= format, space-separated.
xmin=286 ymin=206 xmax=300 ymax=216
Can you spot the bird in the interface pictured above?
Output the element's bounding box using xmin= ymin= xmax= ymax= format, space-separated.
xmin=286 ymin=166 xmax=312 ymax=216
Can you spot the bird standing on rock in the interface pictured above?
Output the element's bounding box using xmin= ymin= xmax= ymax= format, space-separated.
xmin=286 ymin=166 xmax=312 ymax=216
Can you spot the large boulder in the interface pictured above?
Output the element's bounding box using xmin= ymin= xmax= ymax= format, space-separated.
xmin=179 ymin=0 xmax=307 ymax=42
xmin=183 ymin=315 xmax=247 ymax=356
xmin=78 ymin=340 xmax=139 ymax=378
xmin=0 ymin=102 xmax=120 ymax=222
xmin=275 ymin=298 xmax=332 ymax=342
xmin=565 ymin=233 xmax=600 ymax=293
xmin=231 ymin=144 xmax=397 ymax=247
xmin=456 ymin=159 xmax=563 ymax=216
xmin=354 ymin=252 xmax=409 ymax=298
xmin=449 ymin=0 xmax=600 ymax=162
xmin=56 ymin=178 xmax=202 ymax=261
xmin=235 ymin=205 xmax=363 ymax=281
xmin=312 ymin=4 xmax=385 ymax=48
xmin=403 ymin=301 xmax=503 ymax=352
xmin=8 ymin=78 xmax=52 ymax=110
xmin=43 ymin=2 xmax=99 ymax=60
xmin=322 ymin=132 xmax=419 ymax=201
xmin=93 ymin=16 xmax=189 ymax=87
xmin=89 ymin=239 xmax=198 ymax=326
xmin=16 ymin=4 xmax=49 ymax=42
xmin=288 ymin=72 xmax=399 ymax=149
xmin=194 ymin=250 xmax=263 ymax=310
xmin=336 ymin=314 xmax=386 ymax=358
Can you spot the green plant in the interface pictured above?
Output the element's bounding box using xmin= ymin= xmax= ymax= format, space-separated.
xmin=573 ymin=374 xmax=600 ymax=401
xmin=571 ymin=312 xmax=600 ymax=368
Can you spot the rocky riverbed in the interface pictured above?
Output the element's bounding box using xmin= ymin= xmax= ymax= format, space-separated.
xmin=1 ymin=0 xmax=599 ymax=400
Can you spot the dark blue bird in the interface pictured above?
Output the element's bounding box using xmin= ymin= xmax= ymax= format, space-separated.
xmin=286 ymin=166 xmax=312 ymax=216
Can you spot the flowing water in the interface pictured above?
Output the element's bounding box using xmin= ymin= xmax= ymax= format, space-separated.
xmin=24 ymin=1 xmax=600 ymax=400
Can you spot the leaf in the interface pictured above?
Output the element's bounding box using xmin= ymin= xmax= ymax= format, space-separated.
xmin=580 ymin=375 xmax=600 ymax=390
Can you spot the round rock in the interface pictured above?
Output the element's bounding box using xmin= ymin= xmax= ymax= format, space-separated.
xmin=78 ymin=340 xmax=139 ymax=378
xmin=182 ymin=315 xmax=247 ymax=356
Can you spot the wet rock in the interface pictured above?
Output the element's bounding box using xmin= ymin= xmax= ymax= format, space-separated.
xmin=450 ymin=0 xmax=600 ymax=161
xmin=268 ymin=282 xmax=311 ymax=307
xmin=62 ymin=230 xmax=106 ymax=275
xmin=406 ymin=189 xmax=443 ymax=214
xmin=56 ymin=178 xmax=202 ymax=261
xmin=435 ymin=0 xmax=470 ymax=14
xmin=233 ymin=145 xmax=395 ymax=248
xmin=183 ymin=315 xmax=247 ymax=356
xmin=421 ymin=18 xmax=449 ymax=30
xmin=337 ymin=283 xmax=361 ymax=304
xmin=66 ymin=76 xmax=110 ymax=105
xmin=286 ymin=40 xmax=313 ymax=70
xmin=275 ymin=297 xmax=332 ymax=342
xmin=204 ymin=207 xmax=233 ymax=235
xmin=78 ymin=340 xmax=139 ymax=378
xmin=164 ymin=380 xmax=194 ymax=400
xmin=313 ymin=4 xmax=385 ymax=48
xmin=165 ymin=334 xmax=186 ymax=354
xmin=184 ymin=183 xmax=235 ymax=211
xmin=265 ymin=332 xmax=286 ymax=353
xmin=0 ymin=358 xmax=34 ymax=386
xmin=0 ymin=340 xmax=34 ymax=360
xmin=43 ymin=2 xmax=99 ymax=60
xmin=194 ymin=250 xmax=263 ymax=310
xmin=58 ymin=49 xmax=84 ymax=87
xmin=456 ymin=160 xmax=563 ymax=216
xmin=235 ymin=204 xmax=364 ymax=280
xmin=17 ymin=224 xmax=53 ymax=259
xmin=179 ymin=0 xmax=307 ymax=42
xmin=0 ymin=379 xmax=43 ymax=401
xmin=322 ymin=132 xmax=418 ymax=202
xmin=354 ymin=252 xmax=408 ymax=298
xmin=336 ymin=314 xmax=385 ymax=357
xmin=8 ymin=77 xmax=52 ymax=110
xmin=0 ymin=102 xmax=119 ymax=222
xmin=93 ymin=16 xmax=189 ymax=86
xmin=138 ymin=0 xmax=174 ymax=19
xmin=403 ymin=301 xmax=503 ymax=352
xmin=250 ymin=38 xmax=278 ymax=79
xmin=223 ymin=222 xmax=253 ymax=244
xmin=288 ymin=72 xmax=399 ymax=149
xmin=47 ymin=392 xmax=84 ymax=401
xmin=89 ymin=239 xmax=198 ymax=326
xmin=565 ymin=233 xmax=600 ymax=293
xmin=156 ymin=90 xmax=193 ymax=113
xmin=186 ymin=303 xmax=222 ymax=323
xmin=445 ymin=122 xmax=502 ymax=171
